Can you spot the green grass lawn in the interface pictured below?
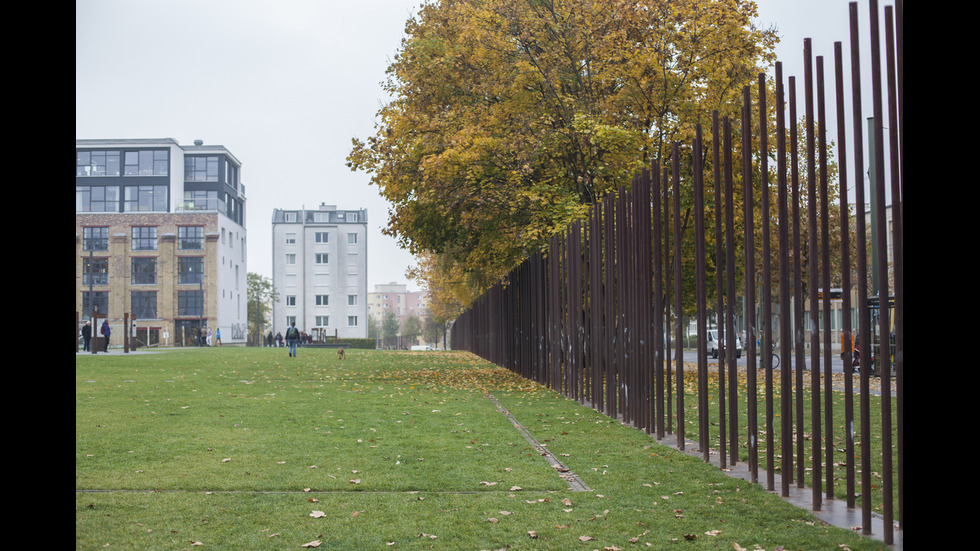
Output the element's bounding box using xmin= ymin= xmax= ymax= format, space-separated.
xmin=77 ymin=348 xmax=888 ymax=550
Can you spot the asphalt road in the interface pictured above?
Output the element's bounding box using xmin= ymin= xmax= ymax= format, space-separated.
xmin=680 ymin=349 xmax=849 ymax=373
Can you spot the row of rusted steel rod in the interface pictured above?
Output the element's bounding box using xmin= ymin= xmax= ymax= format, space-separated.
xmin=452 ymin=0 xmax=901 ymax=542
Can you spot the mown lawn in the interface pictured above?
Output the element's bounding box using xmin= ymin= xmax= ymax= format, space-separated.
xmin=77 ymin=348 xmax=888 ymax=550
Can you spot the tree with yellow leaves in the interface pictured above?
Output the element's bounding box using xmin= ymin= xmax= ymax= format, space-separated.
xmin=349 ymin=0 xmax=777 ymax=309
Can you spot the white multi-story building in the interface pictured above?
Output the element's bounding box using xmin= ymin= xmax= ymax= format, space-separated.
xmin=271 ymin=204 xmax=368 ymax=340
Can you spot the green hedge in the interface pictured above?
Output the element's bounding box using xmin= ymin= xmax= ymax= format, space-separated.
xmin=341 ymin=338 xmax=375 ymax=349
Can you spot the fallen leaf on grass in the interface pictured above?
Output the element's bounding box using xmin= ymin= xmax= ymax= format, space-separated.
xmin=301 ymin=540 xmax=321 ymax=548
xmin=488 ymin=517 xmax=498 ymax=524
xmin=310 ymin=511 xmax=326 ymax=518
xmin=579 ymin=535 xmax=595 ymax=542
xmin=527 ymin=531 xmax=538 ymax=539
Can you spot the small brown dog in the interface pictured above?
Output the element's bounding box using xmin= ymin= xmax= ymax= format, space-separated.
xmin=337 ymin=347 xmax=345 ymax=360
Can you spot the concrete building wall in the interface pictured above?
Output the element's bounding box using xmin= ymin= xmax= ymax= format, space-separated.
xmin=271 ymin=205 xmax=368 ymax=340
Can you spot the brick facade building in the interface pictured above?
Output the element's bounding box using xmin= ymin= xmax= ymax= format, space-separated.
xmin=76 ymin=138 xmax=248 ymax=347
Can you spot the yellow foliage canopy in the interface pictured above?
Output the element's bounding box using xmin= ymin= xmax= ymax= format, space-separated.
xmin=349 ymin=0 xmax=777 ymax=309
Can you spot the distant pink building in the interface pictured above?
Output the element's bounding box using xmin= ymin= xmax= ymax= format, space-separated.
xmin=367 ymin=282 xmax=428 ymax=346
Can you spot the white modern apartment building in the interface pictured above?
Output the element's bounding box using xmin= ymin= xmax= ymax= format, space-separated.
xmin=271 ymin=204 xmax=368 ymax=339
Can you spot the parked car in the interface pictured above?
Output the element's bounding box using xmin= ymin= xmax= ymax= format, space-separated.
xmin=706 ymin=329 xmax=742 ymax=359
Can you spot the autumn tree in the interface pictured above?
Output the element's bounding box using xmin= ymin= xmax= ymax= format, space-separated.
xmin=350 ymin=0 xmax=777 ymax=310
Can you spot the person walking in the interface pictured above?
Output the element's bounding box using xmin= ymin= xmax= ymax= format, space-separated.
xmin=206 ymin=327 xmax=212 ymax=346
xmin=286 ymin=322 xmax=300 ymax=357
xmin=215 ymin=328 xmax=222 ymax=346
xmin=100 ymin=320 xmax=111 ymax=352
xmin=81 ymin=321 xmax=92 ymax=352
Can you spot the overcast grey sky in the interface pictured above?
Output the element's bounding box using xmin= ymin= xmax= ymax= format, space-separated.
xmin=76 ymin=0 xmax=891 ymax=286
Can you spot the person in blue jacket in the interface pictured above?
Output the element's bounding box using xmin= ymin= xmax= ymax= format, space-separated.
xmin=100 ymin=319 xmax=111 ymax=352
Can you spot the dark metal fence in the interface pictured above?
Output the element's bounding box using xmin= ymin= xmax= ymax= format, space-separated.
xmin=452 ymin=0 xmax=902 ymax=543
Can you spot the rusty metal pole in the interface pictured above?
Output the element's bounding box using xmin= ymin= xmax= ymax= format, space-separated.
xmin=758 ymin=72 xmax=776 ymax=492
xmin=886 ymin=3 xmax=904 ymax=530
xmin=672 ymin=143 xmax=684 ymax=450
xmin=693 ymin=125 xmax=710 ymax=462
xmin=804 ymin=38 xmax=823 ymax=511
xmin=834 ymin=40 xmax=856 ymax=509
xmin=724 ymin=116 xmax=737 ymax=467
xmin=869 ymin=0 xmax=893 ymax=542
xmin=775 ymin=62 xmax=794 ymax=498
xmin=741 ymin=85 xmax=758 ymax=482
xmin=818 ymin=55 xmax=834 ymax=502
xmin=848 ymin=3 xmax=873 ymax=532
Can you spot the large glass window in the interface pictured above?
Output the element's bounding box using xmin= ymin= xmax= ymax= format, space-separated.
xmin=315 ymin=232 xmax=329 ymax=243
xmin=132 ymin=257 xmax=157 ymax=284
xmin=76 ymin=185 xmax=120 ymax=212
xmin=82 ymin=227 xmax=109 ymax=251
xmin=82 ymin=257 xmax=108 ymax=286
xmin=132 ymin=227 xmax=158 ymax=251
xmin=178 ymin=226 xmax=204 ymax=250
xmin=178 ymin=290 xmax=203 ymax=316
xmin=82 ymin=291 xmax=109 ymax=316
xmin=315 ymin=253 xmax=329 ymax=265
xmin=184 ymin=156 xmax=219 ymax=182
xmin=316 ymin=295 xmax=329 ymax=306
xmin=316 ymin=316 xmax=329 ymax=327
xmin=131 ymin=291 xmax=157 ymax=319
xmin=123 ymin=185 xmax=167 ymax=212
xmin=77 ymin=150 xmax=121 ymax=176
xmin=182 ymin=190 xmax=220 ymax=211
xmin=124 ymin=150 xmax=168 ymax=176
xmin=178 ymin=256 xmax=204 ymax=284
